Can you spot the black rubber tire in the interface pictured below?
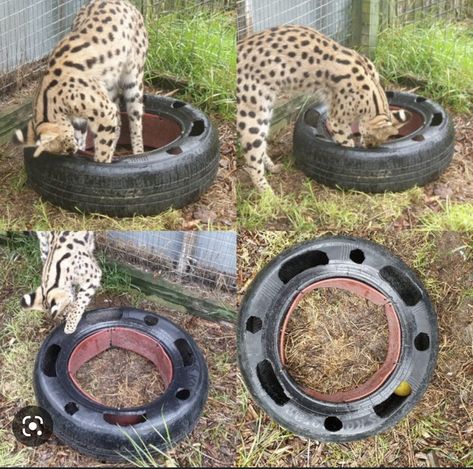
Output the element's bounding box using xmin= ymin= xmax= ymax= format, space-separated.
xmin=293 ymin=91 xmax=455 ymax=192
xmin=238 ymin=236 xmax=438 ymax=442
xmin=34 ymin=307 xmax=209 ymax=462
xmin=24 ymin=95 xmax=220 ymax=217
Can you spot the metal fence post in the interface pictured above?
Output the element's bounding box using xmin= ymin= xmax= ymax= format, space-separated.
xmin=351 ymin=0 xmax=380 ymax=58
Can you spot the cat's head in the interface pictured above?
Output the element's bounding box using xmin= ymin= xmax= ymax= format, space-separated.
xmin=362 ymin=110 xmax=410 ymax=147
xmin=21 ymin=286 xmax=72 ymax=319
xmin=12 ymin=121 xmax=77 ymax=157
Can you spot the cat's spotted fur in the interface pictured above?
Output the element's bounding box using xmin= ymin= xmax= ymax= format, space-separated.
xmin=21 ymin=231 xmax=102 ymax=334
xmin=237 ymin=25 xmax=409 ymax=191
xmin=13 ymin=0 xmax=148 ymax=162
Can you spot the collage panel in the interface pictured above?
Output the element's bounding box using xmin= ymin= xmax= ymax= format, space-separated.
xmin=0 ymin=231 xmax=239 ymax=466
xmin=237 ymin=229 xmax=472 ymax=466
xmin=236 ymin=0 xmax=472 ymax=231
xmin=0 ymin=0 xmax=236 ymax=230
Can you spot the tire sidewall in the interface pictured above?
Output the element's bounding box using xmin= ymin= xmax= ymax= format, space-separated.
xmin=34 ymin=307 xmax=209 ymax=461
xmin=293 ymin=92 xmax=455 ymax=192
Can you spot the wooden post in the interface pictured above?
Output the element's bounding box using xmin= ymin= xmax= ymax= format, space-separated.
xmin=352 ymin=0 xmax=380 ymax=58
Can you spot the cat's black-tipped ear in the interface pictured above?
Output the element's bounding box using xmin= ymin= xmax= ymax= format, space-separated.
xmin=12 ymin=127 xmax=26 ymax=145
xmin=392 ymin=109 xmax=411 ymax=128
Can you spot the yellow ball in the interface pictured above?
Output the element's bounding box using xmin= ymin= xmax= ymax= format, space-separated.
xmin=394 ymin=380 xmax=412 ymax=397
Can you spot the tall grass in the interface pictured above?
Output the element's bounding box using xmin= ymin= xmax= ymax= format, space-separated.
xmin=375 ymin=20 xmax=473 ymax=113
xmin=145 ymin=9 xmax=236 ymax=119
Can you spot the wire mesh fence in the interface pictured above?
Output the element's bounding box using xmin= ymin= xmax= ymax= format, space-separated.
xmin=0 ymin=0 xmax=236 ymax=96
xmin=237 ymin=0 xmax=353 ymax=44
xmin=0 ymin=0 xmax=87 ymax=93
xmin=96 ymin=231 xmax=237 ymax=295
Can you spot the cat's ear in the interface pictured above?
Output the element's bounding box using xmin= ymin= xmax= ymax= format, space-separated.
xmin=21 ymin=286 xmax=44 ymax=310
xmin=391 ymin=109 xmax=411 ymax=129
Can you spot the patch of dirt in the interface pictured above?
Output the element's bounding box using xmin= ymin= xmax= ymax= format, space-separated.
xmin=0 ymin=85 xmax=236 ymax=230
xmin=75 ymin=347 xmax=166 ymax=408
xmin=284 ymin=288 xmax=388 ymax=394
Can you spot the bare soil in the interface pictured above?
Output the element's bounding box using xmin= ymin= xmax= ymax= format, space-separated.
xmin=284 ymin=288 xmax=388 ymax=394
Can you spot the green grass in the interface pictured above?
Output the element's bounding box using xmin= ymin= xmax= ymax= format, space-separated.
xmin=237 ymin=178 xmax=424 ymax=230
xmin=0 ymin=199 xmax=190 ymax=231
xmin=0 ymin=432 xmax=29 ymax=467
xmin=375 ymin=20 xmax=473 ymax=113
xmin=420 ymin=202 xmax=473 ymax=230
xmin=145 ymin=9 xmax=236 ymax=119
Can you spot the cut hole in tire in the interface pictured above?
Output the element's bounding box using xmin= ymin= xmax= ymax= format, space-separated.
xmin=103 ymin=413 xmax=146 ymax=426
xmin=379 ymin=265 xmax=422 ymax=306
xmin=430 ymin=113 xmax=443 ymax=126
xmin=78 ymin=108 xmax=183 ymax=159
xmin=278 ymin=250 xmax=329 ymax=283
xmin=280 ymin=278 xmax=402 ymax=403
xmin=167 ymin=146 xmax=183 ymax=155
xmin=282 ymin=285 xmax=389 ymax=397
xmin=416 ymin=96 xmax=427 ymax=103
xmin=385 ymin=91 xmax=394 ymax=98
xmin=246 ymin=316 xmax=263 ymax=333
xmin=350 ymin=249 xmax=365 ymax=264
xmin=412 ymin=135 xmax=425 ymax=141
xmin=414 ymin=332 xmax=430 ymax=351
xmin=324 ymin=416 xmax=343 ymax=432
xmin=74 ymin=348 xmax=166 ymax=408
xmin=172 ymin=101 xmax=186 ymax=109
xmin=42 ymin=344 xmax=61 ymax=377
xmin=304 ymin=109 xmax=321 ymax=128
xmin=144 ymin=315 xmax=159 ymax=326
xmin=373 ymin=393 xmax=407 ymax=418
xmin=190 ymin=119 xmax=205 ymax=137
xmin=65 ymin=402 xmax=79 ymax=415
xmin=176 ymin=388 xmax=190 ymax=400
xmin=175 ymin=338 xmax=194 ymax=367
xmin=256 ymin=359 xmax=290 ymax=406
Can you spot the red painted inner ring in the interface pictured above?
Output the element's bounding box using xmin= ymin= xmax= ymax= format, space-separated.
xmin=279 ymin=278 xmax=401 ymax=403
xmin=68 ymin=327 xmax=173 ymax=425
xmin=77 ymin=112 xmax=182 ymax=158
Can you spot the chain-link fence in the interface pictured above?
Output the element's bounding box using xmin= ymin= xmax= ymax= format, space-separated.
xmin=96 ymin=231 xmax=237 ymax=295
xmin=0 ymin=0 xmax=236 ymax=95
xmin=237 ymin=0 xmax=353 ymax=43
xmin=0 ymin=0 xmax=86 ymax=93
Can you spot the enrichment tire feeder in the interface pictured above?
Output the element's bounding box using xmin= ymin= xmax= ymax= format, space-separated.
xmin=293 ymin=91 xmax=455 ymax=192
xmin=238 ymin=236 xmax=438 ymax=442
xmin=34 ymin=307 xmax=209 ymax=461
xmin=24 ymin=95 xmax=220 ymax=217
